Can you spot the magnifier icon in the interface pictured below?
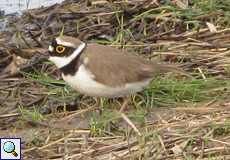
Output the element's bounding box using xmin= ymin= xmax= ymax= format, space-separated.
xmin=3 ymin=141 xmax=18 ymax=157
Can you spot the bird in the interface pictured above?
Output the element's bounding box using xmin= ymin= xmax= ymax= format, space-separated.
xmin=48 ymin=35 xmax=189 ymax=135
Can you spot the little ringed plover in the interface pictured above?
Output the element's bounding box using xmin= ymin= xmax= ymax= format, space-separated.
xmin=48 ymin=35 xmax=189 ymax=135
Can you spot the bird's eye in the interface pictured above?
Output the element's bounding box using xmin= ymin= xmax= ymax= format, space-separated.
xmin=56 ymin=46 xmax=66 ymax=53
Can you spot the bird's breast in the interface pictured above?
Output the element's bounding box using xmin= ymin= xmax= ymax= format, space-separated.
xmin=62 ymin=64 xmax=153 ymax=98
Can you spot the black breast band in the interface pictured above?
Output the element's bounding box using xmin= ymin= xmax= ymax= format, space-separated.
xmin=60 ymin=44 xmax=86 ymax=76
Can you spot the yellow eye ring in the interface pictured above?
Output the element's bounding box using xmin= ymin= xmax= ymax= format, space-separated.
xmin=56 ymin=46 xmax=66 ymax=53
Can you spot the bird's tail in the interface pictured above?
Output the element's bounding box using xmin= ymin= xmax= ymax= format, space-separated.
xmin=156 ymin=63 xmax=192 ymax=78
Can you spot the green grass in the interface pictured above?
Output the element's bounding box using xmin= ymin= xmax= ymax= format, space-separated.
xmin=18 ymin=64 xmax=230 ymax=143
xmin=20 ymin=62 xmax=230 ymax=110
xmin=20 ymin=67 xmax=66 ymax=87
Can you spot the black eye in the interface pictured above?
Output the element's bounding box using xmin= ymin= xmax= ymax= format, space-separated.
xmin=56 ymin=46 xmax=66 ymax=53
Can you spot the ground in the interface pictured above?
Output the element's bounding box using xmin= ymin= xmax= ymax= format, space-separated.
xmin=1 ymin=0 xmax=230 ymax=159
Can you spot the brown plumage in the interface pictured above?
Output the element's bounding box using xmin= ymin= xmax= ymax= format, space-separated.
xmin=81 ymin=43 xmax=187 ymax=88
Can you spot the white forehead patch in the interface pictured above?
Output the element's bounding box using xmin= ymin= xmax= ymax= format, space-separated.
xmin=48 ymin=42 xmax=86 ymax=69
xmin=48 ymin=45 xmax=54 ymax=52
xmin=56 ymin=38 xmax=75 ymax=47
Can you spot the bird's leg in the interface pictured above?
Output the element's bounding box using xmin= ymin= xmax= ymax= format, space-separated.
xmin=118 ymin=95 xmax=141 ymax=136
xmin=118 ymin=95 xmax=130 ymax=114
xmin=61 ymin=98 xmax=101 ymax=122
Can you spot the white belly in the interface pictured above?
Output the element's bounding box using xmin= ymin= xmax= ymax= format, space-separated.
xmin=62 ymin=65 xmax=152 ymax=98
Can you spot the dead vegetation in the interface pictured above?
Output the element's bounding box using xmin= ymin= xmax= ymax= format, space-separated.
xmin=1 ymin=0 xmax=230 ymax=159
